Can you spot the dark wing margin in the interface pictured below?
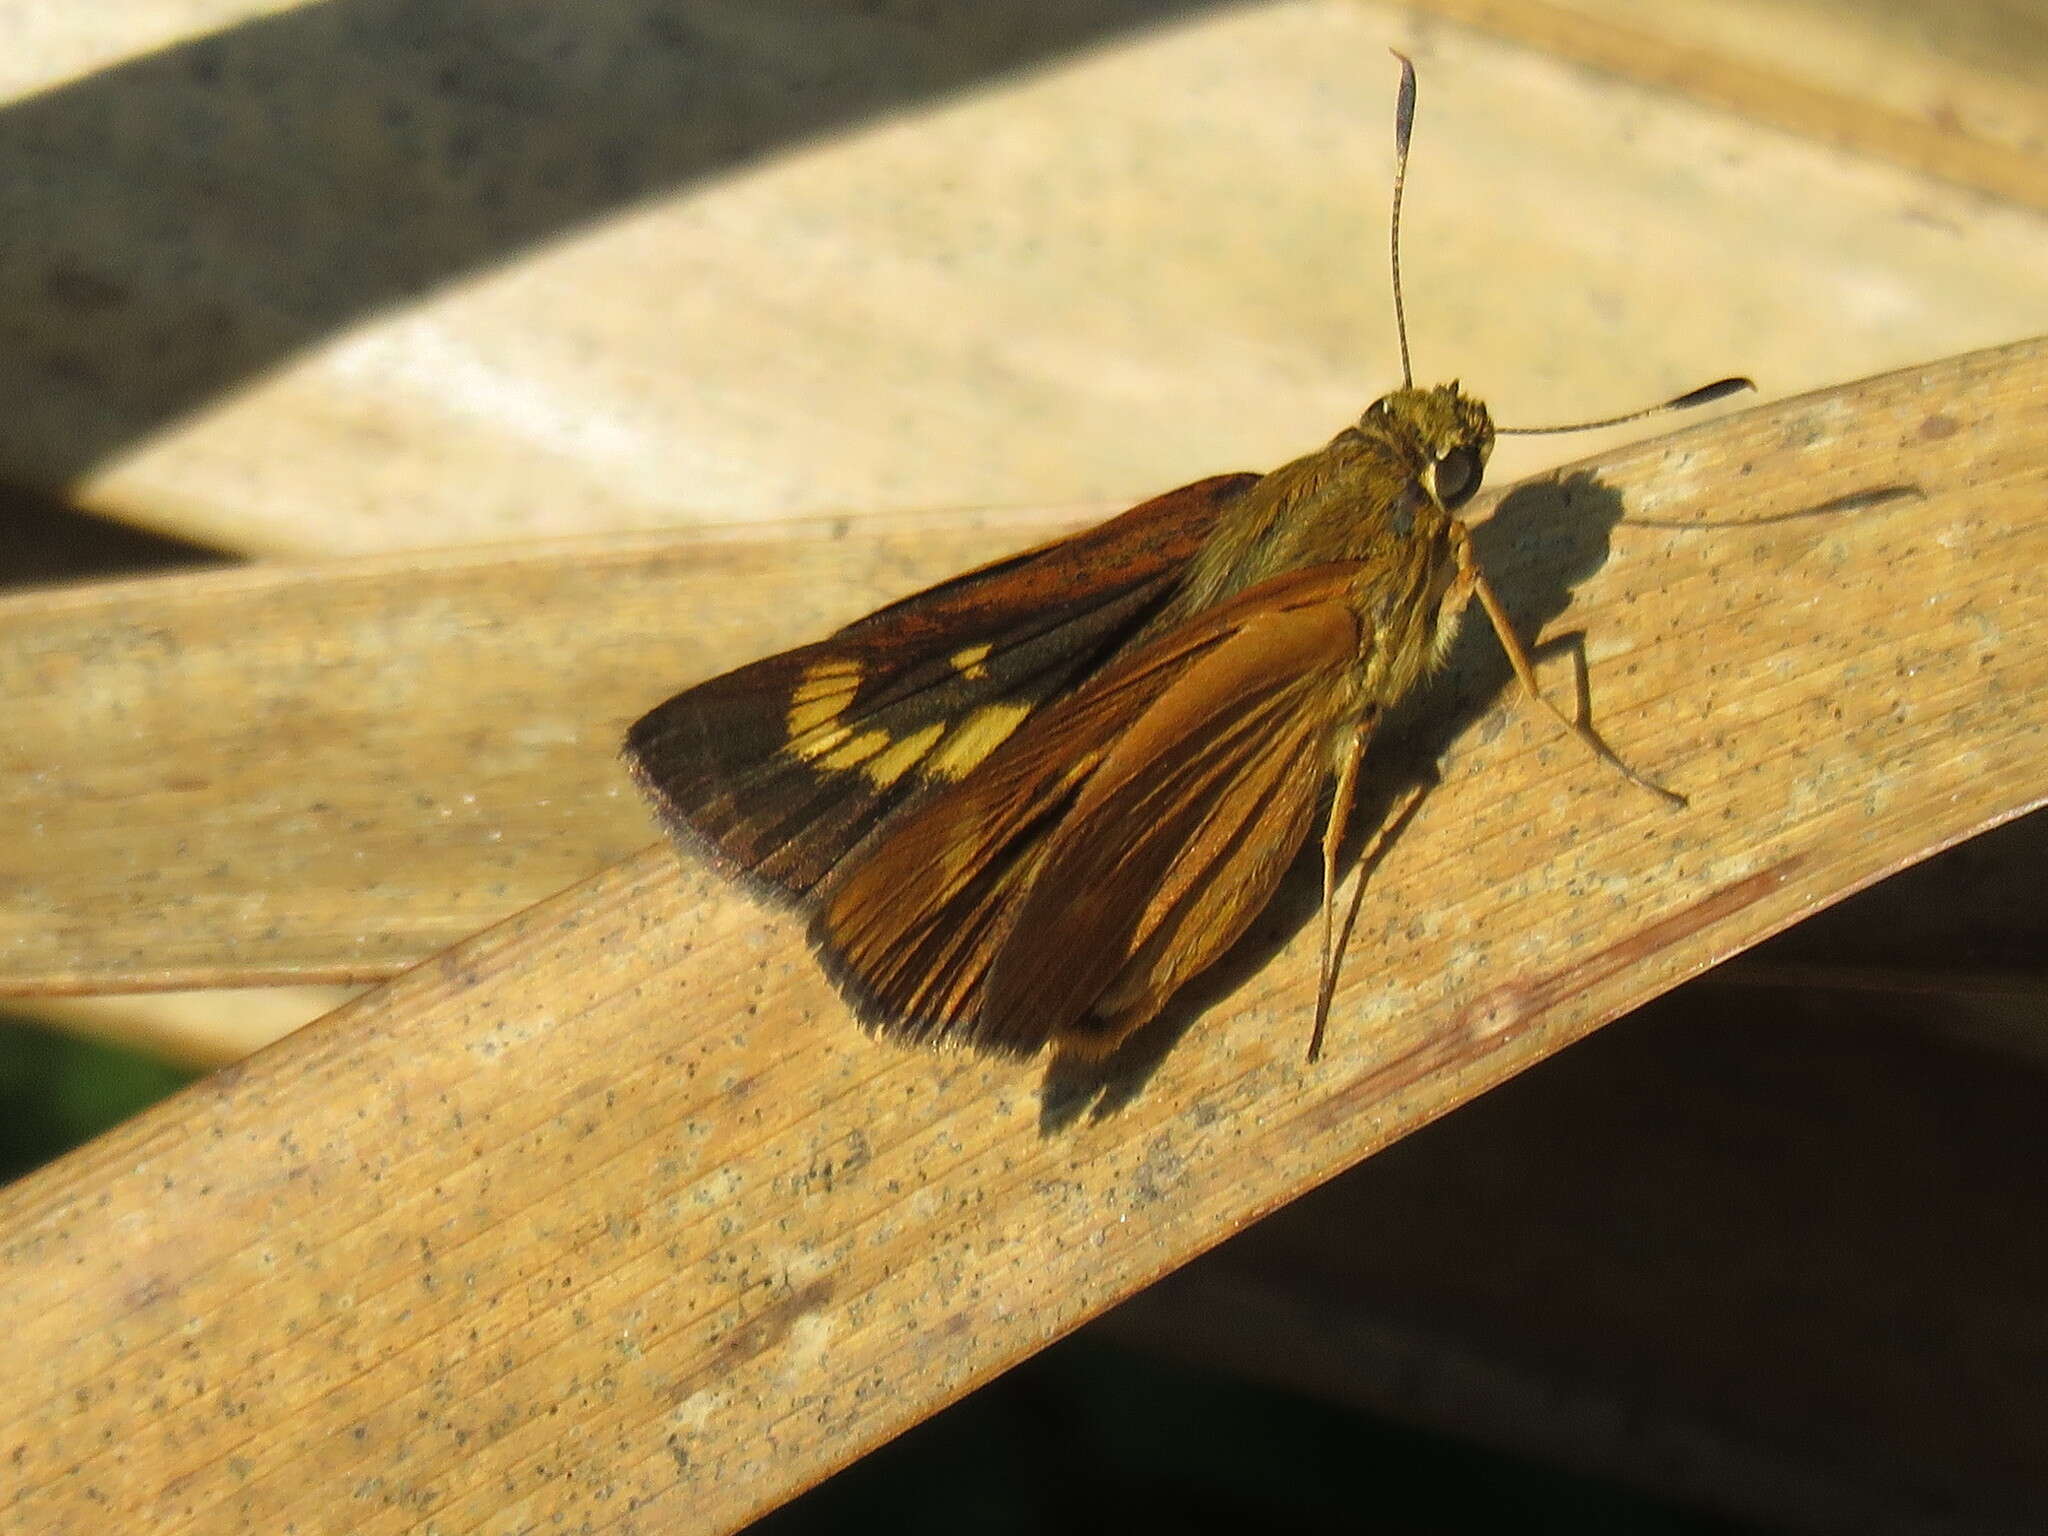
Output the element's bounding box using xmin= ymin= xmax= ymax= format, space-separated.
xmin=623 ymin=473 xmax=1259 ymax=901
xmin=811 ymin=563 xmax=1367 ymax=1055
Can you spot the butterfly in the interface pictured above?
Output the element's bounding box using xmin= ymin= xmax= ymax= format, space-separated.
xmin=624 ymin=54 xmax=1748 ymax=1061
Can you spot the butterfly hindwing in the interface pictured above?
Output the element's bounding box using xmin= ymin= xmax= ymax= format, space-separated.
xmin=811 ymin=563 xmax=1370 ymax=1053
xmin=980 ymin=595 xmax=1361 ymax=1051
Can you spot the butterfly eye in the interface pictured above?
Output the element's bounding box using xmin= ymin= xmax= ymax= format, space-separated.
xmin=1432 ymin=444 xmax=1481 ymax=509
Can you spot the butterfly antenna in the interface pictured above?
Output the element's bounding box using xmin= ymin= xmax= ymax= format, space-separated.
xmin=1498 ymin=375 xmax=1756 ymax=435
xmin=1388 ymin=50 xmax=1417 ymax=390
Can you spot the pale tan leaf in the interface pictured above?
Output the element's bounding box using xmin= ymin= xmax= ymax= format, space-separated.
xmin=3 ymin=340 xmax=2042 ymax=1533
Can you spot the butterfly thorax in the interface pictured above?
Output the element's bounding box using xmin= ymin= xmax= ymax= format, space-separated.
xmin=1154 ymin=382 xmax=1494 ymax=690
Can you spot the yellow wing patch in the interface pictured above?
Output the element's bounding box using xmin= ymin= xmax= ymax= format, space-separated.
xmin=862 ymin=722 xmax=946 ymax=787
xmin=786 ymin=660 xmax=863 ymax=740
xmin=809 ymin=728 xmax=889 ymax=770
xmin=925 ymin=702 xmax=1035 ymax=782
xmin=790 ymin=697 xmax=1034 ymax=788
xmin=781 ymin=633 xmax=1034 ymax=792
xmin=781 ymin=644 xmax=1046 ymax=791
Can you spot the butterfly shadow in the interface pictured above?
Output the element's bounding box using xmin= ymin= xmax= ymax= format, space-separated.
xmin=1037 ymin=471 xmax=1634 ymax=1132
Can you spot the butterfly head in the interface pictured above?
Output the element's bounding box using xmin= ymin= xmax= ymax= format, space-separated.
xmin=1361 ymin=382 xmax=1495 ymax=515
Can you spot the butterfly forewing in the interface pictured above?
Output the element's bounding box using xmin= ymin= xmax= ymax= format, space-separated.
xmin=624 ymin=473 xmax=1259 ymax=900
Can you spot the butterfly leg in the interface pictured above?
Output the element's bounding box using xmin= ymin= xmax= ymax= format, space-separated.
xmin=1449 ymin=524 xmax=1685 ymax=807
xmin=1309 ymin=716 xmax=1374 ymax=1062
